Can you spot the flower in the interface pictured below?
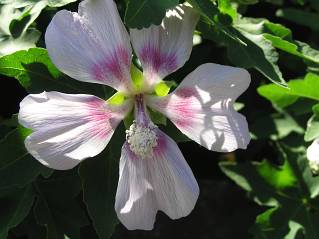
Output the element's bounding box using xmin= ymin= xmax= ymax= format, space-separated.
xmin=307 ymin=138 xmax=319 ymax=174
xmin=18 ymin=0 xmax=251 ymax=230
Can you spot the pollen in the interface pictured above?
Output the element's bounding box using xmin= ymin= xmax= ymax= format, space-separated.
xmin=126 ymin=120 xmax=158 ymax=159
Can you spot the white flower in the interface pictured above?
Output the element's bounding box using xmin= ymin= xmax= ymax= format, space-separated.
xmin=18 ymin=0 xmax=251 ymax=230
xmin=307 ymin=138 xmax=319 ymax=174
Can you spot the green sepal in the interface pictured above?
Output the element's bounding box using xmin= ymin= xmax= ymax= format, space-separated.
xmin=130 ymin=64 xmax=144 ymax=92
xmin=154 ymin=81 xmax=176 ymax=97
xmin=106 ymin=92 xmax=126 ymax=105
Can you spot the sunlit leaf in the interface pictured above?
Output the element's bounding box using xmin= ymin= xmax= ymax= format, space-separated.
xmin=221 ymin=145 xmax=319 ymax=238
xmin=0 ymin=48 xmax=105 ymax=97
xmin=124 ymin=0 xmax=179 ymax=29
xmin=258 ymin=73 xmax=319 ymax=108
xmin=198 ymin=15 xmax=286 ymax=86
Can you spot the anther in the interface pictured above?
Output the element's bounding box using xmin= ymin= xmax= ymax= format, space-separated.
xmin=126 ymin=120 xmax=158 ymax=159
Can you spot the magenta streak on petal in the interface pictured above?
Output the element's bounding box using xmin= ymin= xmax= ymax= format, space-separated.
xmin=168 ymin=87 xmax=201 ymax=129
xmin=153 ymin=131 xmax=167 ymax=157
xmin=92 ymin=46 xmax=131 ymax=85
xmin=124 ymin=143 xmax=139 ymax=160
xmin=140 ymin=43 xmax=177 ymax=75
xmin=86 ymin=98 xmax=115 ymax=139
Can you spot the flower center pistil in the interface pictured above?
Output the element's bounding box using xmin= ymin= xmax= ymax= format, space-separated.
xmin=125 ymin=94 xmax=158 ymax=159
xmin=126 ymin=121 xmax=158 ymax=158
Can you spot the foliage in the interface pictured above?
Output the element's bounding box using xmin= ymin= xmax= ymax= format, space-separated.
xmin=1 ymin=0 xmax=319 ymax=238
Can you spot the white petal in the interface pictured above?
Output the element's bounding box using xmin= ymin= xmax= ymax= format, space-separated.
xmin=146 ymin=63 xmax=251 ymax=152
xmin=115 ymin=130 xmax=199 ymax=230
xmin=307 ymin=138 xmax=319 ymax=165
xmin=130 ymin=4 xmax=199 ymax=90
xmin=19 ymin=91 xmax=132 ymax=170
xmin=45 ymin=0 xmax=133 ymax=93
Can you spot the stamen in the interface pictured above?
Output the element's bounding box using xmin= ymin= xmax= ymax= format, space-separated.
xmin=126 ymin=120 xmax=158 ymax=159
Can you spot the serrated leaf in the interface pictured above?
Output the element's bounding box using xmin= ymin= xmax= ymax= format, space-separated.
xmin=0 ymin=48 xmax=105 ymax=97
xmin=0 ymin=185 xmax=35 ymax=239
xmin=262 ymin=23 xmax=319 ymax=65
xmin=124 ymin=0 xmax=179 ymax=29
xmin=79 ymin=125 xmax=126 ymax=239
xmin=258 ymin=73 xmax=319 ymax=108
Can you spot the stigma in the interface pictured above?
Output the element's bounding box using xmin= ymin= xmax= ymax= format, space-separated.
xmin=126 ymin=121 xmax=158 ymax=159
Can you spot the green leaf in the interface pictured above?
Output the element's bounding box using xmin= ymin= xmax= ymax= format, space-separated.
xmin=221 ymin=145 xmax=319 ymax=238
xmin=0 ymin=155 xmax=48 ymax=189
xmin=0 ymin=0 xmax=77 ymax=7
xmin=258 ymin=73 xmax=319 ymax=108
xmin=188 ymin=0 xmax=245 ymax=44
xmin=252 ymin=200 xmax=319 ymax=239
xmin=0 ymin=4 xmax=40 ymax=57
xmin=217 ymin=0 xmax=237 ymax=20
xmin=234 ymin=0 xmax=258 ymax=4
xmin=198 ymin=15 xmax=286 ymax=86
xmin=124 ymin=0 xmax=179 ymax=29
xmin=190 ymin=0 xmax=290 ymax=86
xmin=148 ymin=107 xmax=167 ymax=125
xmin=250 ymin=112 xmax=304 ymax=140
xmin=276 ymin=8 xmax=319 ymax=32
xmin=220 ymin=158 xmax=296 ymax=207
xmin=0 ymin=0 xmax=78 ymax=56
xmin=257 ymin=159 xmax=296 ymax=190
xmin=0 ymin=125 xmax=52 ymax=189
xmin=0 ymin=126 xmax=30 ymax=168
xmin=305 ymin=104 xmax=319 ymax=142
xmin=0 ymin=3 xmax=40 ymax=56
xmin=34 ymin=172 xmax=89 ymax=239
xmin=79 ymin=125 xmax=126 ymax=239
xmin=263 ymin=23 xmax=319 ymax=65
xmin=12 ymin=213 xmax=47 ymax=239
xmin=0 ymin=48 xmax=105 ymax=97
xmin=0 ymin=186 xmax=35 ymax=239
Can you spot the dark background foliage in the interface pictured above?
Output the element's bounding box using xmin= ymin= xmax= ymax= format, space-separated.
xmin=1 ymin=0 xmax=319 ymax=238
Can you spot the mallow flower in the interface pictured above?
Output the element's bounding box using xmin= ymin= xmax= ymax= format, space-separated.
xmin=18 ymin=0 xmax=251 ymax=230
xmin=307 ymin=138 xmax=319 ymax=174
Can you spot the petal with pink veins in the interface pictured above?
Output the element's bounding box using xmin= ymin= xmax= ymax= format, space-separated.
xmin=130 ymin=4 xmax=199 ymax=90
xmin=45 ymin=0 xmax=133 ymax=93
xmin=115 ymin=130 xmax=199 ymax=230
xmin=18 ymin=91 xmax=133 ymax=170
xmin=146 ymin=63 xmax=251 ymax=152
